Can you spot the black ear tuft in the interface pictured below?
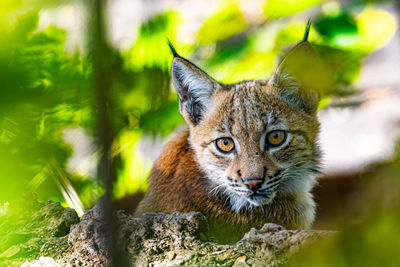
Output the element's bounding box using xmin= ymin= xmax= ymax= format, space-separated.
xmin=302 ymin=19 xmax=312 ymax=43
xmin=167 ymin=40 xmax=181 ymax=58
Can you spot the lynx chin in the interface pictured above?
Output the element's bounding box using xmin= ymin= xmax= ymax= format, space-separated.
xmin=135 ymin=23 xmax=329 ymax=242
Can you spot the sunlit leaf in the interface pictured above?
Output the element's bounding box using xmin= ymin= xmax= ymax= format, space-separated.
xmin=356 ymin=7 xmax=397 ymax=52
xmin=315 ymin=6 xmax=397 ymax=53
xmin=124 ymin=11 xmax=179 ymax=71
xmin=197 ymin=2 xmax=246 ymax=44
xmin=113 ymin=130 xmax=152 ymax=199
xmin=0 ymin=0 xmax=23 ymax=15
xmin=314 ymin=11 xmax=359 ymax=47
xmin=263 ymin=0 xmax=323 ymax=19
xmin=274 ymin=21 xmax=321 ymax=48
xmin=318 ymin=96 xmax=331 ymax=110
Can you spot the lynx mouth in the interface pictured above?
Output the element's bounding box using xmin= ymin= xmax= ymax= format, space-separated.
xmin=208 ymin=178 xmax=280 ymax=212
xmin=226 ymin=186 xmax=278 ymax=212
xmin=226 ymin=189 xmax=277 ymax=212
xmin=247 ymin=190 xmax=276 ymax=204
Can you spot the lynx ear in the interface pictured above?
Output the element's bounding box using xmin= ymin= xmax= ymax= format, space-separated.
xmin=268 ymin=23 xmax=333 ymax=115
xmin=169 ymin=43 xmax=220 ymax=125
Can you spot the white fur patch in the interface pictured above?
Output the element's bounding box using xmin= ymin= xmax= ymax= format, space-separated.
xmin=173 ymin=60 xmax=214 ymax=111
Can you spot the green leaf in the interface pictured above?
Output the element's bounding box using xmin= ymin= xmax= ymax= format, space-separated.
xmin=315 ymin=11 xmax=359 ymax=47
xmin=197 ymin=2 xmax=246 ymax=44
xmin=263 ymin=0 xmax=323 ymax=18
xmin=124 ymin=11 xmax=178 ymax=71
xmin=355 ymin=7 xmax=397 ymax=52
xmin=13 ymin=10 xmax=39 ymax=43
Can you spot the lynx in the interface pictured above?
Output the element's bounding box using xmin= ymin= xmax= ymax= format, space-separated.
xmin=135 ymin=24 xmax=329 ymax=242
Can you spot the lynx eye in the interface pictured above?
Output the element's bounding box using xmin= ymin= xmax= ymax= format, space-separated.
xmin=215 ymin=137 xmax=235 ymax=153
xmin=266 ymin=130 xmax=287 ymax=147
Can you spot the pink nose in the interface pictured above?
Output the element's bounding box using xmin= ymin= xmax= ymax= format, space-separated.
xmin=243 ymin=178 xmax=263 ymax=191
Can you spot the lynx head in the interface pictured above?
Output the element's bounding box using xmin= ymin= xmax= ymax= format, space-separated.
xmin=169 ymin=25 xmax=331 ymax=212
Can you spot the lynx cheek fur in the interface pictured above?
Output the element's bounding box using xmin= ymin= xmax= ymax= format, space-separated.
xmin=135 ymin=24 xmax=325 ymax=240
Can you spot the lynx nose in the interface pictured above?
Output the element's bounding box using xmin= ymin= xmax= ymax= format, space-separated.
xmin=243 ymin=178 xmax=264 ymax=192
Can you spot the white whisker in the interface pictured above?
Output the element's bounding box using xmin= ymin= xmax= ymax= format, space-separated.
xmin=208 ymin=184 xmax=225 ymax=197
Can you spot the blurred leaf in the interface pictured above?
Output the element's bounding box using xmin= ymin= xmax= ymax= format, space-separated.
xmin=355 ymin=6 xmax=397 ymax=52
xmin=314 ymin=45 xmax=362 ymax=86
xmin=315 ymin=6 xmax=397 ymax=52
xmin=25 ymin=0 xmax=76 ymax=7
xmin=0 ymin=8 xmax=95 ymax=208
xmin=29 ymin=25 xmax=67 ymax=46
xmin=315 ymin=11 xmax=360 ymax=47
xmin=13 ymin=10 xmax=39 ymax=42
xmin=124 ymin=11 xmax=178 ymax=71
xmin=289 ymin=157 xmax=400 ymax=266
xmin=0 ymin=0 xmax=23 ymax=15
xmin=114 ymin=130 xmax=151 ymax=199
xmin=197 ymin=2 xmax=246 ymax=44
xmin=139 ymin=99 xmax=183 ymax=136
xmin=274 ymin=21 xmax=321 ymax=48
xmin=318 ymin=96 xmax=331 ymax=110
xmin=263 ymin=0 xmax=323 ymax=18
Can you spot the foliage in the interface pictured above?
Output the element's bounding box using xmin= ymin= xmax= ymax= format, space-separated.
xmin=0 ymin=9 xmax=95 ymax=209
xmin=0 ymin=0 xmax=397 ymax=214
xmin=197 ymin=1 xmax=247 ymax=44
xmin=264 ymin=0 xmax=323 ymax=18
xmin=289 ymin=153 xmax=400 ymax=267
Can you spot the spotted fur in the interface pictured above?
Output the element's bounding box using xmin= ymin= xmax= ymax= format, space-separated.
xmin=136 ymin=28 xmax=324 ymax=242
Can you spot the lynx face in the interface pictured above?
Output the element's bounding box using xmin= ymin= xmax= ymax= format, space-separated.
xmin=170 ymin=40 xmax=325 ymax=212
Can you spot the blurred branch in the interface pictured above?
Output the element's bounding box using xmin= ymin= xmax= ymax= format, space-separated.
xmin=88 ymin=0 xmax=117 ymax=265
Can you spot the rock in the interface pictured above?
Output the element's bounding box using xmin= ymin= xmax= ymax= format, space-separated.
xmin=0 ymin=200 xmax=79 ymax=266
xmin=1 ymin=201 xmax=334 ymax=266
xmin=64 ymin=205 xmax=333 ymax=266
xmin=218 ymin=249 xmax=233 ymax=261
xmin=66 ymin=209 xmax=111 ymax=266
xmin=166 ymin=251 xmax=175 ymax=260
xmin=233 ymin=255 xmax=249 ymax=266
xmin=21 ymin=256 xmax=61 ymax=267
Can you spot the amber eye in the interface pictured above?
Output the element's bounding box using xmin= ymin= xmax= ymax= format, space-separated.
xmin=215 ymin=137 xmax=235 ymax=153
xmin=266 ymin=130 xmax=287 ymax=147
